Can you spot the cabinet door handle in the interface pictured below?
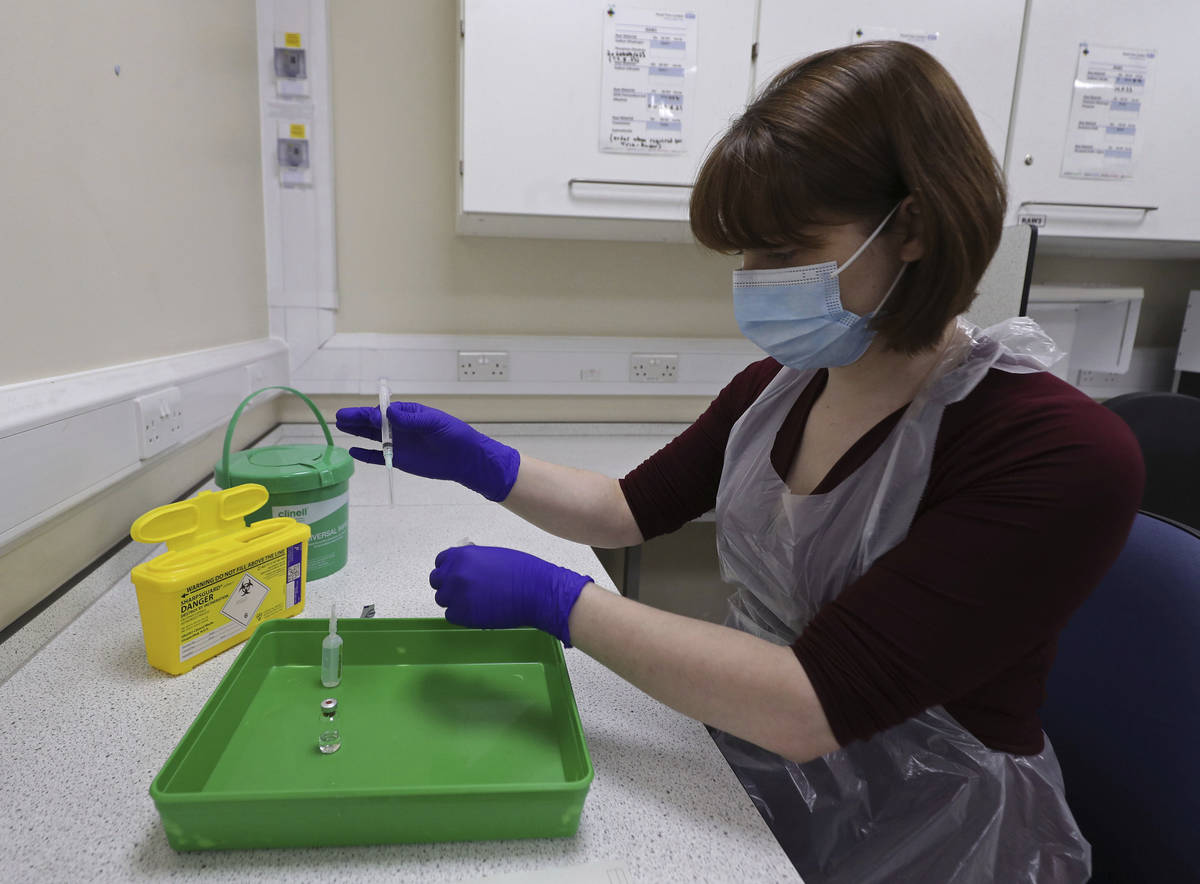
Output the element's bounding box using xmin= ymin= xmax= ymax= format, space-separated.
xmin=1019 ymin=201 xmax=1158 ymax=214
xmin=568 ymin=178 xmax=693 ymax=190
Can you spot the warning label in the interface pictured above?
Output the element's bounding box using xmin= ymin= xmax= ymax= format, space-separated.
xmin=178 ymin=548 xmax=288 ymax=662
xmin=222 ymin=573 xmax=269 ymax=625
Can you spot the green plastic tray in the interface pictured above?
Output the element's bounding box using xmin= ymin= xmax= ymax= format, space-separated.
xmin=150 ymin=618 xmax=593 ymax=851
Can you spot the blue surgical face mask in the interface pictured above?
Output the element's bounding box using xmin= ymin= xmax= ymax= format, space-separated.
xmin=732 ymin=203 xmax=906 ymax=371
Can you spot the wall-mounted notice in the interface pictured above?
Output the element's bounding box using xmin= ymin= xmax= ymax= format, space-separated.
xmin=599 ymin=6 xmax=698 ymax=154
xmin=1061 ymin=44 xmax=1156 ymax=181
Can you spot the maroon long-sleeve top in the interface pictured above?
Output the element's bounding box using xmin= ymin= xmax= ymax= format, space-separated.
xmin=619 ymin=358 xmax=1144 ymax=754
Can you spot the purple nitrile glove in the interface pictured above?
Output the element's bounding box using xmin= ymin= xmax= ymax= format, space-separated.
xmin=429 ymin=545 xmax=592 ymax=647
xmin=335 ymin=402 xmax=520 ymax=502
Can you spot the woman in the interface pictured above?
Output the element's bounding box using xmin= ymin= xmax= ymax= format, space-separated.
xmin=337 ymin=42 xmax=1143 ymax=881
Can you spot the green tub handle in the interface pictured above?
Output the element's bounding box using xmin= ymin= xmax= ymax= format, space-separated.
xmin=221 ymin=386 xmax=338 ymax=484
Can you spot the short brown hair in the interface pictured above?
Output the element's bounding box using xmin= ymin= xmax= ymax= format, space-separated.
xmin=690 ymin=41 xmax=1005 ymax=353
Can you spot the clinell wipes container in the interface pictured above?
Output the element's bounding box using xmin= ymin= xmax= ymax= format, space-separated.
xmin=214 ymin=387 xmax=354 ymax=581
xmin=129 ymin=484 xmax=310 ymax=675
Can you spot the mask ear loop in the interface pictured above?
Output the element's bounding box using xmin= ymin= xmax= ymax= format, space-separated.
xmin=829 ymin=202 xmax=904 ymax=279
xmin=872 ymin=262 xmax=908 ymax=315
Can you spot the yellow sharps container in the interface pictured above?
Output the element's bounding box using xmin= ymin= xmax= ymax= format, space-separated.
xmin=130 ymin=484 xmax=311 ymax=675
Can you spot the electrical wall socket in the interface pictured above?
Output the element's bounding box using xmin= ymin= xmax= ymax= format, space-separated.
xmin=630 ymin=353 xmax=679 ymax=382
xmin=458 ymin=350 xmax=510 ymax=381
xmin=1076 ymin=369 xmax=1127 ymax=388
xmin=134 ymin=387 xmax=184 ymax=460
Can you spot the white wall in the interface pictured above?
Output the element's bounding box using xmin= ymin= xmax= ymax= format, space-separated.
xmin=0 ymin=0 xmax=268 ymax=384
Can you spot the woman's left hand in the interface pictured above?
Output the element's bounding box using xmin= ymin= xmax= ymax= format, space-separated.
xmin=429 ymin=545 xmax=593 ymax=646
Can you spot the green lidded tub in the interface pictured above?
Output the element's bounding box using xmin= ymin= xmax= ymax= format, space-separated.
xmin=215 ymin=386 xmax=354 ymax=581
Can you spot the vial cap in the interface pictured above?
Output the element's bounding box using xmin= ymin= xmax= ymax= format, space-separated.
xmin=321 ymin=697 xmax=338 ymax=714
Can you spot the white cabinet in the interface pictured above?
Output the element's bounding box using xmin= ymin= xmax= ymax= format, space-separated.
xmin=1006 ymin=0 xmax=1200 ymax=256
xmin=458 ymin=2 xmax=1200 ymax=251
xmin=754 ymin=0 xmax=1026 ymax=168
xmin=459 ymin=0 xmax=757 ymax=242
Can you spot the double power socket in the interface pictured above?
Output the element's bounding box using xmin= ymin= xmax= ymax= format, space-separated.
xmin=456 ymin=351 xmax=681 ymax=383
xmin=134 ymin=387 xmax=184 ymax=460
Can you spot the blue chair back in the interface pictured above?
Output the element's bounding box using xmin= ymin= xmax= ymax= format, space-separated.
xmin=1103 ymin=392 xmax=1200 ymax=531
xmin=1041 ymin=512 xmax=1200 ymax=883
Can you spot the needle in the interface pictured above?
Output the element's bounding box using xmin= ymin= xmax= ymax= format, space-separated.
xmin=378 ymin=377 xmax=395 ymax=507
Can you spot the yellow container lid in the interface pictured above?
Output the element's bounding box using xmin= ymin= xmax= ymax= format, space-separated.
xmin=135 ymin=519 xmax=308 ymax=584
xmin=131 ymin=484 xmax=311 ymax=591
xmin=131 ymin=484 xmax=269 ymax=551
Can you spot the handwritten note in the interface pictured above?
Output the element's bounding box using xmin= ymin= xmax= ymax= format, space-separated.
xmin=599 ymin=6 xmax=698 ymax=154
xmin=1061 ymin=43 xmax=1156 ymax=181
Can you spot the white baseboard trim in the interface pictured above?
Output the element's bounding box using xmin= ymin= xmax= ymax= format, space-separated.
xmin=291 ymin=331 xmax=763 ymax=397
xmin=0 ymin=338 xmax=289 ymax=553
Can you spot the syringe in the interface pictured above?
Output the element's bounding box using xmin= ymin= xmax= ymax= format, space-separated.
xmin=321 ymin=603 xmax=342 ymax=689
xmin=378 ymin=377 xmax=395 ymax=506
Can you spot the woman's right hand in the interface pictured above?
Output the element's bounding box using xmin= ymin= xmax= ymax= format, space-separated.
xmin=334 ymin=402 xmax=520 ymax=502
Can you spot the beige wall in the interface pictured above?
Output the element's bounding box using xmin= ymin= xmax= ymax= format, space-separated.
xmin=328 ymin=0 xmax=1198 ymax=353
xmin=282 ymin=394 xmax=713 ymax=426
xmin=0 ymin=1 xmax=267 ymax=385
xmin=1032 ymin=255 xmax=1200 ymax=349
xmin=329 ymin=0 xmax=741 ymax=340
xmin=0 ymin=3 xmax=272 ymax=629
xmin=7 ymin=4 xmax=1189 ymax=382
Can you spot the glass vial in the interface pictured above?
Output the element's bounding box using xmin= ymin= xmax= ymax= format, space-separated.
xmin=317 ymin=728 xmax=341 ymax=754
xmin=317 ymin=697 xmax=340 ymax=754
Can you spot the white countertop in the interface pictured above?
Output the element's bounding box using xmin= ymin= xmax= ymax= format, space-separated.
xmin=0 ymin=423 xmax=799 ymax=883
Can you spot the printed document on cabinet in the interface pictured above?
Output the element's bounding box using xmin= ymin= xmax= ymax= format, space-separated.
xmin=1061 ymin=44 xmax=1156 ymax=181
xmin=599 ymin=6 xmax=697 ymax=154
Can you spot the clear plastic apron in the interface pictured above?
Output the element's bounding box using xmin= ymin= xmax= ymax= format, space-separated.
xmin=713 ymin=318 xmax=1091 ymax=883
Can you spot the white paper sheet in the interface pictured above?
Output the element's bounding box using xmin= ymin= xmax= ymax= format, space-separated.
xmin=850 ymin=25 xmax=941 ymax=58
xmin=1061 ymin=43 xmax=1157 ymax=181
xmin=599 ymin=6 xmax=698 ymax=154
